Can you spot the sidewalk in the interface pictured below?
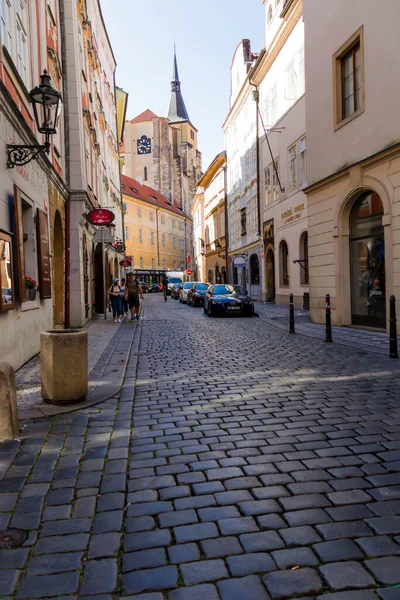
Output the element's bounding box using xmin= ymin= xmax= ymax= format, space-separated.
xmin=15 ymin=315 xmax=138 ymax=421
xmin=256 ymin=302 xmax=396 ymax=356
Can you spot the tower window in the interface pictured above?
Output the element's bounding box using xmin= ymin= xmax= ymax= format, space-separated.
xmin=144 ymin=166 xmax=148 ymax=181
xmin=190 ymin=130 xmax=194 ymax=141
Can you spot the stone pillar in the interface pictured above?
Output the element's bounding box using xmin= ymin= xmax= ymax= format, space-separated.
xmin=41 ymin=330 xmax=88 ymax=404
xmin=0 ymin=362 xmax=19 ymax=442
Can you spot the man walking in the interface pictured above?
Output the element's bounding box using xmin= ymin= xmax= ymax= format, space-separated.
xmin=125 ymin=271 xmax=143 ymax=321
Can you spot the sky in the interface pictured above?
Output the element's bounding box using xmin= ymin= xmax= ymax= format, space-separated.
xmin=100 ymin=0 xmax=265 ymax=169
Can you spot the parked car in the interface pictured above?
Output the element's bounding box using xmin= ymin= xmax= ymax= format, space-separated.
xmin=137 ymin=281 xmax=148 ymax=293
xmin=187 ymin=283 xmax=210 ymax=306
xmin=171 ymin=283 xmax=182 ymax=299
xmin=204 ymin=284 xmax=254 ymax=317
xmin=148 ymin=283 xmax=162 ymax=293
xmin=180 ymin=281 xmax=198 ymax=303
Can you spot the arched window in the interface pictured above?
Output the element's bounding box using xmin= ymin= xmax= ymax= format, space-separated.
xmin=280 ymin=240 xmax=289 ymax=286
xmin=350 ymin=191 xmax=385 ymax=328
xmin=268 ymin=5 xmax=273 ymax=24
xmin=208 ymin=269 xmax=213 ymax=284
xmin=275 ymin=0 xmax=280 ymax=7
xmin=144 ymin=166 xmax=148 ymax=181
xmin=250 ymin=254 xmax=260 ymax=285
xmin=300 ymin=232 xmax=309 ymax=285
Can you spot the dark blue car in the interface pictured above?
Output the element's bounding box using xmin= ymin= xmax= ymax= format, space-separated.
xmin=187 ymin=282 xmax=210 ymax=306
xmin=204 ymin=284 xmax=254 ymax=317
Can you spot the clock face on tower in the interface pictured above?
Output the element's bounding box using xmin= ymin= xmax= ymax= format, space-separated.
xmin=137 ymin=135 xmax=151 ymax=155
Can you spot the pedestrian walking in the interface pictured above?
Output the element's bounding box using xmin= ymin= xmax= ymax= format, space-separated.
xmin=162 ymin=275 xmax=169 ymax=302
xmin=120 ymin=278 xmax=128 ymax=315
xmin=108 ymin=278 xmax=123 ymax=322
xmin=125 ymin=271 xmax=144 ymax=321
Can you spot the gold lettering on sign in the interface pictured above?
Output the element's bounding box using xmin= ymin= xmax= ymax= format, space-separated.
xmin=294 ymin=203 xmax=304 ymax=213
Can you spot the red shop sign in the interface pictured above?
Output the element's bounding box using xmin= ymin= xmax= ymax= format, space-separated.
xmin=86 ymin=208 xmax=115 ymax=226
xmin=120 ymin=259 xmax=132 ymax=267
xmin=186 ymin=269 xmax=193 ymax=275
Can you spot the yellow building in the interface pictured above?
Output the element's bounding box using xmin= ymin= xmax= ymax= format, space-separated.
xmin=196 ymin=153 xmax=228 ymax=285
xmin=122 ymin=174 xmax=192 ymax=283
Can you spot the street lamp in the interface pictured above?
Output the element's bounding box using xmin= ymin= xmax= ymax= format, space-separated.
xmin=215 ymin=240 xmax=226 ymax=259
xmin=7 ymin=70 xmax=62 ymax=168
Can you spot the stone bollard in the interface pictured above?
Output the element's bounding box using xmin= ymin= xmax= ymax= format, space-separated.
xmin=0 ymin=362 xmax=19 ymax=442
xmin=41 ymin=330 xmax=88 ymax=404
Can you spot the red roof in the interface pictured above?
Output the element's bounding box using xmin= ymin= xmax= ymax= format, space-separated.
xmin=121 ymin=174 xmax=190 ymax=219
xmin=129 ymin=109 xmax=158 ymax=124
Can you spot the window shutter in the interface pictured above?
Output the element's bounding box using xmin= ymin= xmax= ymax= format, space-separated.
xmin=36 ymin=209 xmax=52 ymax=299
xmin=13 ymin=185 xmax=26 ymax=303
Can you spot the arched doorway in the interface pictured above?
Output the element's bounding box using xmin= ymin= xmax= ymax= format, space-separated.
xmin=266 ymin=247 xmax=275 ymax=302
xmin=350 ymin=191 xmax=385 ymax=328
xmin=280 ymin=240 xmax=289 ymax=287
xmin=250 ymin=254 xmax=260 ymax=285
xmin=94 ymin=243 xmax=104 ymax=314
xmin=53 ymin=211 xmax=64 ymax=327
xmin=299 ymin=232 xmax=309 ymax=285
xmin=221 ymin=267 xmax=227 ymax=284
xmin=207 ymin=269 xmax=213 ymax=284
xmin=114 ymin=257 xmax=119 ymax=279
xmin=215 ymin=265 xmax=221 ymax=284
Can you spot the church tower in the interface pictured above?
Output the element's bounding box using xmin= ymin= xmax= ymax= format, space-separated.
xmin=167 ymin=47 xmax=198 ymax=150
xmin=167 ymin=47 xmax=201 ymax=214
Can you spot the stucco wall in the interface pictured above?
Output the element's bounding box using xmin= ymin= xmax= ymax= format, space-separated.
xmin=304 ymin=0 xmax=400 ymax=186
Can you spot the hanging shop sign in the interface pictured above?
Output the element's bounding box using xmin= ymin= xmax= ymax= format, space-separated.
xmin=86 ymin=208 xmax=115 ymax=226
xmin=120 ymin=259 xmax=132 ymax=267
xmin=114 ymin=241 xmax=125 ymax=253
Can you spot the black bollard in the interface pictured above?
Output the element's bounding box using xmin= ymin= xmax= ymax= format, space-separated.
xmin=289 ymin=293 xmax=295 ymax=334
xmin=389 ymin=295 xmax=398 ymax=359
xmin=325 ymin=294 xmax=333 ymax=343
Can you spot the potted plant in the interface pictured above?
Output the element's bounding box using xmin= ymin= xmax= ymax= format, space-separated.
xmin=25 ymin=276 xmax=38 ymax=301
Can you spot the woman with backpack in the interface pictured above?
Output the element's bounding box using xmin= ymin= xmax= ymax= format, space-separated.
xmin=108 ymin=278 xmax=123 ymax=322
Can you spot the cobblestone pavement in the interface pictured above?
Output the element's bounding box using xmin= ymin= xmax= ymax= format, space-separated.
xmin=255 ymin=302 xmax=398 ymax=356
xmin=1 ymin=295 xmax=400 ymax=599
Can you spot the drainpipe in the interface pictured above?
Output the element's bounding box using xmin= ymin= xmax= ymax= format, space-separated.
xmin=59 ymin=0 xmax=71 ymax=328
xmin=223 ymin=162 xmax=229 ymax=282
xmin=156 ymin=208 xmax=160 ymax=267
xmin=249 ymin=82 xmax=262 ymax=239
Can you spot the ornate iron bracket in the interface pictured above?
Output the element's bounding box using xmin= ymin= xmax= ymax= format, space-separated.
xmin=7 ymin=143 xmax=49 ymax=169
xmin=293 ymin=258 xmax=308 ymax=273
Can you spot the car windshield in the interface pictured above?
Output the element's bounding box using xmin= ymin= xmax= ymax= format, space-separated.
xmin=213 ymin=285 xmax=245 ymax=296
xmin=195 ymin=283 xmax=209 ymax=290
xmin=183 ymin=282 xmax=192 ymax=289
xmin=168 ymin=277 xmax=181 ymax=284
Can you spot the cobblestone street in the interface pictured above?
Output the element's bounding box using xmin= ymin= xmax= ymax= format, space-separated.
xmin=1 ymin=294 xmax=400 ymax=599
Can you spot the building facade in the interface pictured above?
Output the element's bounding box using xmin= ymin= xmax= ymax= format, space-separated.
xmin=0 ymin=0 xmax=68 ymax=370
xmin=252 ymin=0 xmax=308 ymax=308
xmin=199 ymin=152 xmax=228 ymax=286
xmin=303 ymin=0 xmax=400 ymax=330
xmin=191 ymin=189 xmax=205 ymax=282
xmin=122 ymin=174 xmax=192 ymax=282
xmin=223 ymin=40 xmax=262 ymax=300
xmin=122 ymin=50 xmax=202 ymax=219
xmin=63 ymin=0 xmax=123 ymax=327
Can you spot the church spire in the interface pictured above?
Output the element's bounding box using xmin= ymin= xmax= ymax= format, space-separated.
xmin=168 ymin=45 xmax=190 ymax=124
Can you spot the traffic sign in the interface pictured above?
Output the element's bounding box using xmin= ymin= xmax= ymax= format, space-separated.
xmin=186 ymin=269 xmax=193 ymax=275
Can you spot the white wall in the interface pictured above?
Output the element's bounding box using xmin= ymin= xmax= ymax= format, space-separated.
xmin=304 ymin=0 xmax=400 ymax=186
